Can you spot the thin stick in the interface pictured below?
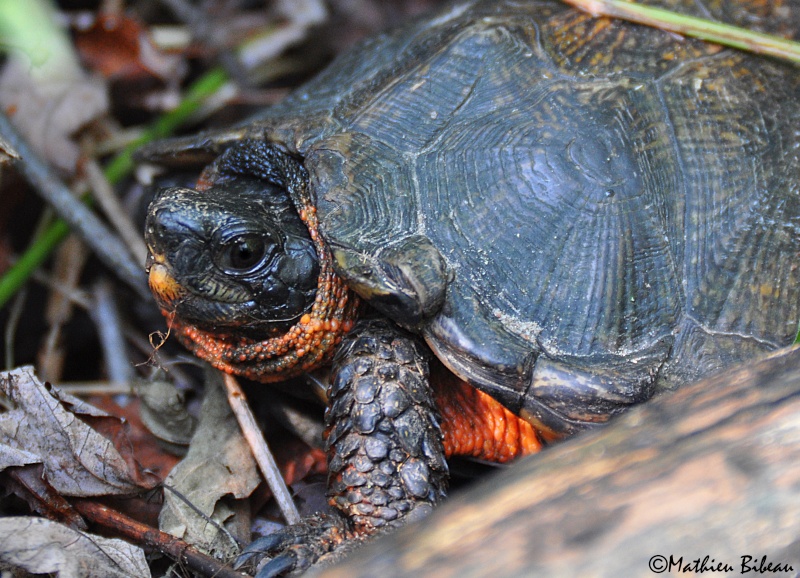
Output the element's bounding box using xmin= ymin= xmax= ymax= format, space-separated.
xmin=84 ymin=158 xmax=148 ymax=266
xmin=72 ymin=499 xmax=252 ymax=578
xmin=0 ymin=112 xmax=149 ymax=300
xmin=563 ymin=0 xmax=800 ymax=63
xmin=91 ymin=279 xmax=134 ymax=384
xmin=222 ymin=373 xmax=302 ymax=525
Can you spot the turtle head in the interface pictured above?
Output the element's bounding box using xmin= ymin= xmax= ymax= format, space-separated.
xmin=144 ymin=140 xmax=358 ymax=383
xmin=145 ymin=175 xmax=320 ymax=337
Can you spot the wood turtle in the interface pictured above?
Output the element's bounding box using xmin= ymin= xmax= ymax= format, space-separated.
xmin=140 ymin=0 xmax=800 ymax=574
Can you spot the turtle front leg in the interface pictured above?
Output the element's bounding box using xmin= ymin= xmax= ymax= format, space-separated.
xmin=238 ymin=319 xmax=448 ymax=577
xmin=327 ymin=319 xmax=449 ymax=528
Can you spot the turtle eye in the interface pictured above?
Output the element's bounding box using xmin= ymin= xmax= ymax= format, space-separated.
xmin=218 ymin=234 xmax=270 ymax=274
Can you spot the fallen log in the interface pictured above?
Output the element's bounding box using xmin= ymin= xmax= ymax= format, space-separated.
xmin=316 ymin=345 xmax=800 ymax=577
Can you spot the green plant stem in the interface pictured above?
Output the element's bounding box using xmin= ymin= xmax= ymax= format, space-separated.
xmin=563 ymin=0 xmax=800 ymax=63
xmin=104 ymin=67 xmax=229 ymax=182
xmin=0 ymin=67 xmax=229 ymax=310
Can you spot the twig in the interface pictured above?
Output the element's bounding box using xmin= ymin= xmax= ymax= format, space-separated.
xmin=0 ymin=112 xmax=150 ymax=300
xmin=71 ymin=499 xmax=252 ymax=578
xmin=92 ymin=280 xmax=134 ymax=384
xmin=84 ymin=158 xmax=148 ymax=266
xmin=39 ymin=235 xmax=89 ymax=382
xmin=4 ymin=289 xmax=27 ymax=370
xmin=562 ymin=0 xmax=800 ymax=63
xmin=8 ymin=468 xmax=87 ymax=530
xmin=222 ymin=373 xmax=302 ymax=525
xmin=52 ymin=381 xmax=133 ymax=396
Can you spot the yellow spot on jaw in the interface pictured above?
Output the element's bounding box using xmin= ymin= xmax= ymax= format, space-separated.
xmin=148 ymin=262 xmax=186 ymax=305
xmin=149 ymin=253 xmax=167 ymax=265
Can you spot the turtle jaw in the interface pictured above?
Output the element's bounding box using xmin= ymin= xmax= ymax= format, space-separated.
xmin=146 ymin=248 xmax=308 ymax=338
xmin=145 ymin=252 xmax=251 ymax=330
xmin=146 ymin=253 xmax=187 ymax=311
xmin=144 ymin=238 xmax=254 ymax=332
xmin=145 ymin=250 xmax=216 ymax=330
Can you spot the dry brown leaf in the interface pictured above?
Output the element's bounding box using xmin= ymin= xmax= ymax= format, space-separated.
xmin=0 ymin=444 xmax=39 ymax=470
xmin=0 ymin=59 xmax=108 ymax=173
xmin=0 ymin=516 xmax=150 ymax=578
xmin=135 ymin=376 xmax=197 ymax=447
xmin=158 ymin=368 xmax=260 ymax=558
xmin=74 ymin=13 xmax=185 ymax=81
xmin=0 ymin=366 xmax=152 ymax=496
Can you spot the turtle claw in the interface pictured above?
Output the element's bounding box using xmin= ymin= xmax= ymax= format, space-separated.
xmin=235 ymin=534 xmax=288 ymax=571
xmin=254 ymin=551 xmax=299 ymax=578
xmin=235 ymin=513 xmax=353 ymax=577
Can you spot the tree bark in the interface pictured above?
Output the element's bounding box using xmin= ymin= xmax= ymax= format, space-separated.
xmin=315 ymin=345 xmax=800 ymax=577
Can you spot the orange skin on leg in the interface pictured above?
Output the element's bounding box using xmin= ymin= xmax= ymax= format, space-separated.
xmin=431 ymin=361 xmax=543 ymax=461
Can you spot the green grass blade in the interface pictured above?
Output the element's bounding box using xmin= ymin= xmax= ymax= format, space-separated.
xmin=564 ymin=0 xmax=800 ymax=63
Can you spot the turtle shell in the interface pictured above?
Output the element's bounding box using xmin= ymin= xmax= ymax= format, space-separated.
xmin=143 ymin=0 xmax=800 ymax=434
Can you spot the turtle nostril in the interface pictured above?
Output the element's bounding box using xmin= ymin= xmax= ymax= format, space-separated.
xmin=145 ymin=209 xmax=174 ymax=248
xmin=155 ymin=221 xmax=168 ymax=242
xmin=145 ymin=221 xmax=160 ymax=247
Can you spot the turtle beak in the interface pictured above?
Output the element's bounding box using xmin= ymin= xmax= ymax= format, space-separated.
xmin=146 ymin=252 xmax=187 ymax=309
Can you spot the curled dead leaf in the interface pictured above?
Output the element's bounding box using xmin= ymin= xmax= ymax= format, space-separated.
xmin=0 ymin=366 xmax=156 ymax=496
